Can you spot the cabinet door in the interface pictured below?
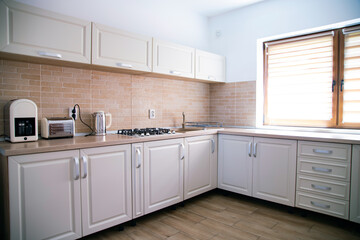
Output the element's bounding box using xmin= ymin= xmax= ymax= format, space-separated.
xmin=184 ymin=135 xmax=217 ymax=200
xmin=195 ymin=50 xmax=225 ymax=82
xmin=8 ymin=150 xmax=81 ymax=240
xmin=92 ymin=23 xmax=152 ymax=72
xmin=132 ymin=143 xmax=144 ymax=219
xmin=80 ymin=145 xmax=132 ymax=236
xmin=252 ymin=137 xmax=297 ymax=206
xmin=0 ymin=0 xmax=91 ymax=63
xmin=153 ymin=39 xmax=195 ymax=78
xmin=218 ymin=134 xmax=253 ymax=196
xmin=350 ymin=145 xmax=360 ymax=223
xmin=144 ymin=138 xmax=184 ymax=214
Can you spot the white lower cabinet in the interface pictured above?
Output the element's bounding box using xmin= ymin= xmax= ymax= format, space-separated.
xmin=9 ymin=150 xmax=82 ymax=240
xmin=184 ymin=135 xmax=217 ymax=200
xmin=218 ymin=134 xmax=297 ymax=206
xmin=350 ymin=145 xmax=360 ymax=223
xmin=8 ymin=144 xmax=132 ymax=240
xmin=143 ymin=138 xmax=184 ymax=214
xmin=80 ymin=145 xmax=132 ymax=236
xmin=296 ymin=141 xmax=351 ymax=219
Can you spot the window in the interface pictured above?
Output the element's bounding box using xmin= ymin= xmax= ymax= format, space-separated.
xmin=263 ymin=25 xmax=360 ymax=129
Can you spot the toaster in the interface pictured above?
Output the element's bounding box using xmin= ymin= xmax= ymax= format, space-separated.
xmin=41 ymin=117 xmax=75 ymax=139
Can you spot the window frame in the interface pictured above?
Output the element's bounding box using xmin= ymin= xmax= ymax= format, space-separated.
xmin=256 ymin=18 xmax=360 ymax=132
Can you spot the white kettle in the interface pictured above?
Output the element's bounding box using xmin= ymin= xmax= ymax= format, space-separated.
xmin=92 ymin=111 xmax=112 ymax=135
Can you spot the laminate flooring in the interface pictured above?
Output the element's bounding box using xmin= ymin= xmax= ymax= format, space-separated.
xmin=82 ymin=190 xmax=360 ymax=240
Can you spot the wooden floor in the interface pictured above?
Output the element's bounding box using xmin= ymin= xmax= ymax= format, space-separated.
xmin=82 ymin=190 xmax=360 ymax=240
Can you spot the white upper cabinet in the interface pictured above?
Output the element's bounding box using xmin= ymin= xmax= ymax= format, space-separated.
xmin=153 ymin=38 xmax=195 ymax=78
xmin=92 ymin=23 xmax=152 ymax=72
xmin=195 ymin=50 xmax=225 ymax=82
xmin=0 ymin=0 xmax=91 ymax=63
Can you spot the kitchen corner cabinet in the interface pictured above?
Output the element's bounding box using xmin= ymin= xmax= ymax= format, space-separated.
xmin=195 ymin=50 xmax=225 ymax=82
xmin=80 ymin=145 xmax=132 ymax=236
xmin=184 ymin=135 xmax=217 ymax=200
xmin=350 ymin=145 xmax=360 ymax=223
xmin=0 ymin=0 xmax=91 ymax=63
xmin=218 ymin=134 xmax=297 ymax=206
xmin=92 ymin=23 xmax=152 ymax=72
xmin=153 ymin=39 xmax=195 ymax=78
xmin=9 ymin=150 xmax=82 ymax=240
xmin=8 ymin=145 xmax=131 ymax=240
xmin=144 ymin=138 xmax=184 ymax=214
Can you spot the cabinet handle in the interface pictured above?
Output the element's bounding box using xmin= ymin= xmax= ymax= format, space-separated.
xmin=180 ymin=143 xmax=185 ymax=160
xmin=136 ymin=148 xmax=141 ymax=168
xmin=37 ymin=51 xmax=62 ymax=59
xmin=311 ymin=184 xmax=332 ymax=191
xmin=211 ymin=139 xmax=215 ymax=153
xmin=312 ymin=166 xmax=332 ymax=173
xmin=311 ymin=201 xmax=330 ymax=209
xmin=313 ymin=149 xmax=333 ymax=154
xmin=207 ymin=75 xmax=216 ymax=81
xmin=170 ymin=70 xmax=181 ymax=75
xmin=82 ymin=156 xmax=88 ymax=179
xmin=248 ymin=142 xmax=252 ymax=157
xmin=253 ymin=142 xmax=257 ymax=157
xmin=116 ymin=62 xmax=133 ymax=68
xmin=73 ymin=157 xmax=80 ymax=180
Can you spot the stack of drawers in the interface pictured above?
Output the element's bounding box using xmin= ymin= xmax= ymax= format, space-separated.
xmin=296 ymin=141 xmax=351 ymax=219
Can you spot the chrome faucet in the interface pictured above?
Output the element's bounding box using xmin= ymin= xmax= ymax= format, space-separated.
xmin=182 ymin=112 xmax=185 ymax=129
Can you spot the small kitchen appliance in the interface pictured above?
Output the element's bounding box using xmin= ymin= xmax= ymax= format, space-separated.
xmin=93 ymin=111 xmax=112 ymax=135
xmin=4 ymin=99 xmax=38 ymax=142
xmin=118 ymin=128 xmax=174 ymax=137
xmin=41 ymin=117 xmax=75 ymax=139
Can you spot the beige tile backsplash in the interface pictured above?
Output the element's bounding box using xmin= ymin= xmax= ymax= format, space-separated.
xmin=0 ymin=59 xmax=256 ymax=135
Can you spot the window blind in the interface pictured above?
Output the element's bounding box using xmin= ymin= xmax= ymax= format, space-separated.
xmin=342 ymin=30 xmax=360 ymax=124
xmin=265 ymin=32 xmax=335 ymax=126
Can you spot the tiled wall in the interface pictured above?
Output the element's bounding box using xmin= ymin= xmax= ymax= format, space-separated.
xmin=0 ymin=59 xmax=256 ymax=135
xmin=210 ymin=81 xmax=256 ymax=127
xmin=0 ymin=59 xmax=210 ymax=134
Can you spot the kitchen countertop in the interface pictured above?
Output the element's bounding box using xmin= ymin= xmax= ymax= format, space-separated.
xmin=1 ymin=127 xmax=359 ymax=156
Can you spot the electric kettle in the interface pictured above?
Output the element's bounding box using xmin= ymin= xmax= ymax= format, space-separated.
xmin=92 ymin=111 xmax=112 ymax=135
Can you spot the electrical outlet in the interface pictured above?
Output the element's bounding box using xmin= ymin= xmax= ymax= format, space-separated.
xmin=69 ymin=107 xmax=78 ymax=120
xmin=149 ymin=109 xmax=155 ymax=119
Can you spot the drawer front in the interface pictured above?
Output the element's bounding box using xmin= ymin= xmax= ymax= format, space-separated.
xmin=298 ymin=158 xmax=350 ymax=181
xmin=297 ymin=175 xmax=349 ymax=200
xmin=298 ymin=141 xmax=351 ymax=162
xmin=296 ymin=192 xmax=349 ymax=219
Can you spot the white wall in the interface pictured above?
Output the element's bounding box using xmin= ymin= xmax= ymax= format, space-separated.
xmin=209 ymin=0 xmax=360 ymax=82
xmin=14 ymin=0 xmax=209 ymax=50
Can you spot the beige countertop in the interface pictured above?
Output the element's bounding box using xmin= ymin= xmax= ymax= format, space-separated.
xmin=1 ymin=127 xmax=359 ymax=156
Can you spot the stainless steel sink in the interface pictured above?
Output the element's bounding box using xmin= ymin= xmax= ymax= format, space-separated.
xmin=174 ymin=127 xmax=204 ymax=133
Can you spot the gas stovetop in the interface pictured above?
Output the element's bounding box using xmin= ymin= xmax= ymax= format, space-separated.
xmin=117 ymin=128 xmax=175 ymax=137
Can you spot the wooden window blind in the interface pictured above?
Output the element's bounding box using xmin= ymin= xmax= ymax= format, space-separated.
xmin=264 ymin=31 xmax=336 ymax=127
xmin=339 ymin=27 xmax=360 ymax=127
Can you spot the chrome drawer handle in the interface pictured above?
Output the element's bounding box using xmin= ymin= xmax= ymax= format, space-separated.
xmin=169 ymin=70 xmax=181 ymax=75
xmin=313 ymin=149 xmax=333 ymax=154
xmin=248 ymin=142 xmax=252 ymax=157
xmin=37 ymin=51 xmax=62 ymax=59
xmin=211 ymin=139 xmax=215 ymax=153
xmin=116 ymin=62 xmax=133 ymax=68
xmin=136 ymin=148 xmax=141 ymax=168
xmin=73 ymin=157 xmax=80 ymax=180
xmin=311 ymin=201 xmax=330 ymax=209
xmin=312 ymin=167 xmax=332 ymax=173
xmin=311 ymin=184 xmax=331 ymax=191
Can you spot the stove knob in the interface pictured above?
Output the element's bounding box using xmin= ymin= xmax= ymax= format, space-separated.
xmin=140 ymin=133 xmax=145 ymax=137
xmin=146 ymin=132 xmax=150 ymax=136
xmin=172 ymin=130 xmax=176 ymax=134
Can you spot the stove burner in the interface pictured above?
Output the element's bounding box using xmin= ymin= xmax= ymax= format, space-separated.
xmin=117 ymin=128 xmax=173 ymax=137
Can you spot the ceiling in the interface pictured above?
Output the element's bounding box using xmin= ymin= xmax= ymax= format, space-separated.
xmin=178 ymin=0 xmax=265 ymax=17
